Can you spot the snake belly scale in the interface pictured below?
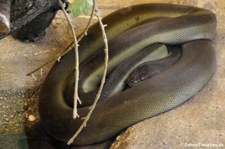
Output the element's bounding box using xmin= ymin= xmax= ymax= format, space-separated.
xmin=38 ymin=3 xmax=216 ymax=146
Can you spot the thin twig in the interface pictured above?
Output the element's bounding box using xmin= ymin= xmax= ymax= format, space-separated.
xmin=67 ymin=0 xmax=109 ymax=145
xmin=58 ymin=0 xmax=80 ymax=119
xmin=77 ymin=3 xmax=95 ymax=42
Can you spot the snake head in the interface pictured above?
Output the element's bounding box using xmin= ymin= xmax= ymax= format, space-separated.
xmin=127 ymin=65 xmax=149 ymax=87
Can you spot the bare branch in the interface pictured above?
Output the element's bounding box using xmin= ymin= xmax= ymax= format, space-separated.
xmin=67 ymin=0 xmax=109 ymax=145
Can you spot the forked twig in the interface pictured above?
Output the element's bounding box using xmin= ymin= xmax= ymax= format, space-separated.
xmin=27 ymin=0 xmax=95 ymax=76
xmin=67 ymin=0 xmax=109 ymax=145
xmin=27 ymin=0 xmax=109 ymax=145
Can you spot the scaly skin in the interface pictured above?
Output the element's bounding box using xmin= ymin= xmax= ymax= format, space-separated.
xmin=37 ymin=3 xmax=216 ymax=147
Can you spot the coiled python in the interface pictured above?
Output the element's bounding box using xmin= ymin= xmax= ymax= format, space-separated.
xmin=37 ymin=3 xmax=216 ymax=148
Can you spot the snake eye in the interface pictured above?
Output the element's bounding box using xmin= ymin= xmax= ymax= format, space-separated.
xmin=130 ymin=80 xmax=134 ymax=84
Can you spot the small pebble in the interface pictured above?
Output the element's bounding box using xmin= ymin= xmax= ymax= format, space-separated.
xmin=5 ymin=118 xmax=9 ymax=122
xmin=28 ymin=115 xmax=36 ymax=122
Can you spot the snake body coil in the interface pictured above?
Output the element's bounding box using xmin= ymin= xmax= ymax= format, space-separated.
xmin=38 ymin=3 xmax=216 ymax=146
